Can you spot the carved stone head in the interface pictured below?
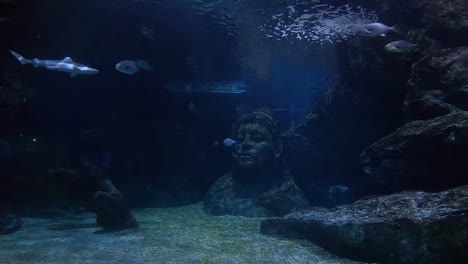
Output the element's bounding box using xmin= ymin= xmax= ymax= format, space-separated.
xmin=232 ymin=107 xmax=283 ymax=171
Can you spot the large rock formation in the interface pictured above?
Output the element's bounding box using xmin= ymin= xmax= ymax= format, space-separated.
xmin=286 ymin=0 xmax=468 ymax=202
xmin=261 ymin=186 xmax=468 ymax=264
xmin=264 ymin=2 xmax=468 ymax=262
xmin=362 ymin=0 xmax=468 ymax=192
xmin=284 ymin=35 xmax=412 ymax=205
xmin=405 ymin=47 xmax=468 ymax=120
xmin=376 ymin=0 xmax=468 ymax=47
xmin=362 ymin=111 xmax=468 ymax=192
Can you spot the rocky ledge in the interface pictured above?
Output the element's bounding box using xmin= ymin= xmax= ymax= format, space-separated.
xmin=361 ymin=111 xmax=468 ymax=192
xmin=261 ymin=186 xmax=468 ymax=264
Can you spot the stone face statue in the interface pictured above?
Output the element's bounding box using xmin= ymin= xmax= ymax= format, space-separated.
xmin=204 ymin=108 xmax=309 ymax=217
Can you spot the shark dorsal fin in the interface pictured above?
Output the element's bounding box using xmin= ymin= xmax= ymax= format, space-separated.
xmin=63 ymin=57 xmax=73 ymax=63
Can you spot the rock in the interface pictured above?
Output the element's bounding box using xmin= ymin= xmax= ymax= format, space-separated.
xmin=362 ymin=33 xmax=468 ymax=192
xmin=373 ymin=0 xmax=433 ymax=26
xmin=204 ymin=173 xmax=309 ymax=217
xmin=284 ymin=37 xmax=411 ymax=205
xmin=261 ymin=186 xmax=468 ymax=264
xmin=406 ymin=47 xmax=468 ymax=120
xmin=404 ymin=94 xmax=456 ymax=121
xmin=284 ymin=0 xmax=468 ymax=204
xmin=422 ymin=0 xmax=468 ymax=46
xmin=361 ymin=111 xmax=468 ymax=191
xmin=375 ymin=0 xmax=468 ymax=47
xmin=328 ymin=185 xmax=353 ymax=206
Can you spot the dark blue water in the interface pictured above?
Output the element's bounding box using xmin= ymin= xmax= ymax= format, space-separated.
xmin=0 ymin=0 xmax=348 ymax=208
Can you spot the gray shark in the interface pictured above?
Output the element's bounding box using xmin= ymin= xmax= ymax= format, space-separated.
xmin=10 ymin=50 xmax=99 ymax=77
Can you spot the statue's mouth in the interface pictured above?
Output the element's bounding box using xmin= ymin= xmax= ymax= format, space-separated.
xmin=235 ymin=152 xmax=254 ymax=160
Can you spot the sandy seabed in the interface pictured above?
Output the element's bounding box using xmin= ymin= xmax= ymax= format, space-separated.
xmin=0 ymin=203 xmax=363 ymax=264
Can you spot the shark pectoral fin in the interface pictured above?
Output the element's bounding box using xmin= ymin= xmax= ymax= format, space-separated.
xmin=70 ymin=72 xmax=78 ymax=78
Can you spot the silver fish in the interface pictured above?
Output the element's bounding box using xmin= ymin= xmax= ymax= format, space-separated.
xmin=223 ymin=138 xmax=236 ymax=147
xmin=359 ymin=22 xmax=398 ymax=37
xmin=115 ymin=59 xmax=152 ymax=75
xmin=10 ymin=50 xmax=99 ymax=77
xmin=384 ymin=40 xmax=417 ymax=53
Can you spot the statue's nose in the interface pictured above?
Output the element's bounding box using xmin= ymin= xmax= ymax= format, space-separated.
xmin=240 ymin=143 xmax=252 ymax=152
xmin=240 ymin=136 xmax=253 ymax=151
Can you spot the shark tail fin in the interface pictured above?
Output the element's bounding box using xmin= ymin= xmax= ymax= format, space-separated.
xmin=10 ymin=50 xmax=31 ymax=65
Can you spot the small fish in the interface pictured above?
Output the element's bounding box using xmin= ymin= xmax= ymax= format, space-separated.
xmin=140 ymin=26 xmax=155 ymax=41
xmin=384 ymin=40 xmax=417 ymax=53
xmin=211 ymin=140 xmax=220 ymax=148
xmin=188 ymin=101 xmax=196 ymax=113
xmin=115 ymin=59 xmax=152 ymax=75
xmin=223 ymin=138 xmax=237 ymax=147
xmin=359 ymin=22 xmax=399 ymax=37
xmin=0 ymin=17 xmax=9 ymax=22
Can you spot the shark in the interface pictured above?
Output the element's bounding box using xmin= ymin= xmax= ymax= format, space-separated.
xmin=10 ymin=50 xmax=99 ymax=77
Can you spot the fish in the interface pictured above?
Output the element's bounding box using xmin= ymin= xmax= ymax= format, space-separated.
xmin=211 ymin=140 xmax=220 ymax=148
xmin=223 ymin=138 xmax=237 ymax=147
xmin=10 ymin=50 xmax=99 ymax=77
xmin=0 ymin=17 xmax=9 ymax=22
xmin=115 ymin=59 xmax=152 ymax=75
xmin=384 ymin=40 xmax=417 ymax=53
xmin=359 ymin=22 xmax=399 ymax=37
xmin=140 ymin=26 xmax=155 ymax=41
xmin=188 ymin=101 xmax=196 ymax=113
